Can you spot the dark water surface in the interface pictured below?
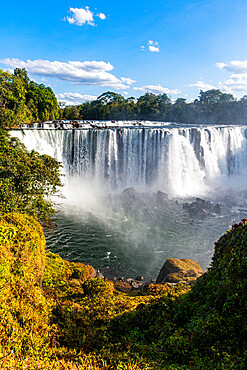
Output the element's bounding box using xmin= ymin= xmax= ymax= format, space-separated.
xmin=45 ymin=191 xmax=246 ymax=279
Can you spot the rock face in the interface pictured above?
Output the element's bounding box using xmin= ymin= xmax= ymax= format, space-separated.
xmin=156 ymin=258 xmax=204 ymax=284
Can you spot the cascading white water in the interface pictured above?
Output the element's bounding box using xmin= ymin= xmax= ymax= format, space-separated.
xmin=12 ymin=125 xmax=247 ymax=197
xmin=10 ymin=123 xmax=247 ymax=277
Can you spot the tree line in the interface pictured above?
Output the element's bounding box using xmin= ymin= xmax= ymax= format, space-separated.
xmin=0 ymin=68 xmax=60 ymax=128
xmin=2 ymin=68 xmax=247 ymax=126
xmin=62 ymin=90 xmax=247 ymax=124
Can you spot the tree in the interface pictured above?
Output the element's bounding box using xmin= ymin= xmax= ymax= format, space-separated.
xmin=0 ymin=130 xmax=62 ymax=224
xmin=0 ymin=68 xmax=60 ymax=127
xmin=137 ymin=93 xmax=159 ymax=119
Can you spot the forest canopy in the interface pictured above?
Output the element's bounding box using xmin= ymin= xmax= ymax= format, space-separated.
xmin=62 ymin=90 xmax=247 ymax=124
xmin=1 ymin=68 xmax=247 ymax=125
xmin=0 ymin=68 xmax=60 ymax=128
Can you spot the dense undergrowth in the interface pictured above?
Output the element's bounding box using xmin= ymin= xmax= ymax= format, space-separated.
xmin=0 ymin=211 xmax=247 ymax=369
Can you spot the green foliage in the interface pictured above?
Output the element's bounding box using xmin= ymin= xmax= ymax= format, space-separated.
xmin=0 ymin=129 xmax=62 ymax=222
xmin=1 ymin=211 xmax=247 ymax=368
xmin=0 ymin=213 xmax=55 ymax=361
xmin=0 ymin=68 xmax=59 ymax=128
xmin=60 ymin=88 xmax=247 ymax=124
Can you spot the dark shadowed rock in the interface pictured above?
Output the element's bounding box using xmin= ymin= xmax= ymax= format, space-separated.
xmin=122 ymin=187 xmax=138 ymax=197
xmin=156 ymin=191 xmax=168 ymax=203
xmin=156 ymin=258 xmax=204 ymax=284
xmin=135 ymin=275 xmax=144 ymax=281
xmin=183 ymin=198 xmax=221 ymax=218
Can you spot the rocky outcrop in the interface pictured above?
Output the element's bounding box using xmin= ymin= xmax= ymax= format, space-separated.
xmin=156 ymin=258 xmax=204 ymax=284
xmin=113 ymin=276 xmax=146 ymax=293
xmin=183 ymin=198 xmax=221 ymax=218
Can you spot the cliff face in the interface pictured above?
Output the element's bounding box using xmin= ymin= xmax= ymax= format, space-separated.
xmin=0 ymin=213 xmax=246 ymax=369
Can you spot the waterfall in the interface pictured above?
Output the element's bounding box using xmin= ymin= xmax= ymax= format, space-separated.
xmin=12 ymin=125 xmax=247 ymax=197
xmin=11 ymin=124 xmax=247 ymax=276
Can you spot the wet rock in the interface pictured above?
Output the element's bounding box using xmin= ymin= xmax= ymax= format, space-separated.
xmin=94 ymin=270 xmax=104 ymax=279
xmin=156 ymin=191 xmax=168 ymax=203
xmin=122 ymin=187 xmax=139 ymax=198
xmin=183 ymin=198 xmax=221 ymax=218
xmin=114 ymin=280 xmax=132 ymax=294
xmin=131 ymin=281 xmax=140 ymax=289
xmin=156 ymin=258 xmax=204 ymax=284
xmin=135 ymin=275 xmax=144 ymax=281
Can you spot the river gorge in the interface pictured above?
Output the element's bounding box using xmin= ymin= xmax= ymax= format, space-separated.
xmin=12 ymin=122 xmax=247 ymax=279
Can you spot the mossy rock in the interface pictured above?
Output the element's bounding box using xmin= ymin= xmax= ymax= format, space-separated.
xmin=156 ymin=258 xmax=203 ymax=283
xmin=83 ymin=278 xmax=114 ymax=297
xmin=43 ymin=251 xmax=95 ymax=293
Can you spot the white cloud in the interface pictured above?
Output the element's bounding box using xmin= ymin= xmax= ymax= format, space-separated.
xmin=216 ymin=60 xmax=247 ymax=74
xmin=140 ymin=40 xmax=160 ymax=52
xmin=188 ymin=81 xmax=216 ymax=91
xmin=148 ymin=40 xmax=160 ymax=52
xmin=218 ymin=74 xmax=247 ymax=92
xmin=149 ymin=45 xmax=160 ymax=52
xmin=97 ymin=12 xmax=106 ymax=20
xmin=66 ymin=6 xmax=106 ymax=26
xmin=216 ymin=60 xmax=247 ymax=93
xmin=133 ymin=84 xmax=180 ymax=95
xmin=121 ymin=77 xmax=136 ymax=85
xmin=56 ymin=92 xmax=97 ymax=105
xmin=0 ymin=58 xmax=131 ymax=89
xmin=188 ymin=60 xmax=247 ymax=94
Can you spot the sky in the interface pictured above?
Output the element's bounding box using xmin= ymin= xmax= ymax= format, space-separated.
xmin=1 ymin=0 xmax=247 ymax=105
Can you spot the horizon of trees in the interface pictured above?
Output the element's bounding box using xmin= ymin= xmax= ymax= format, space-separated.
xmin=62 ymin=89 xmax=247 ymax=125
xmin=1 ymin=68 xmax=247 ymax=126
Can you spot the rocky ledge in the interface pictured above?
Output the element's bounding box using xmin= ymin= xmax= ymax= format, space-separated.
xmin=110 ymin=257 xmax=204 ymax=293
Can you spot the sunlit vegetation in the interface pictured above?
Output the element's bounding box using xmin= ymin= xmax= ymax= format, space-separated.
xmin=62 ymin=90 xmax=247 ymax=124
xmin=0 ymin=68 xmax=59 ymax=128
xmin=1 ymin=68 xmax=247 ymax=126
xmin=0 ymin=130 xmax=62 ymax=223
xmin=0 ymin=208 xmax=246 ymax=368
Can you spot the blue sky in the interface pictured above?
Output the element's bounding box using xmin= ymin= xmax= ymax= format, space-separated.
xmin=1 ymin=0 xmax=247 ymax=105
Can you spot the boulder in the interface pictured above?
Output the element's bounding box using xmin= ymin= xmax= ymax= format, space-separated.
xmin=122 ymin=187 xmax=138 ymax=197
xmin=183 ymin=198 xmax=221 ymax=218
xmin=156 ymin=258 xmax=204 ymax=284
xmin=114 ymin=280 xmax=132 ymax=294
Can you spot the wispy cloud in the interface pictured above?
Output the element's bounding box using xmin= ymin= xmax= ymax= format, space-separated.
xmin=133 ymin=84 xmax=180 ymax=95
xmin=216 ymin=60 xmax=247 ymax=74
xmin=188 ymin=80 xmax=216 ymax=91
xmin=0 ymin=58 xmax=132 ymax=89
xmin=216 ymin=60 xmax=247 ymax=93
xmin=65 ymin=6 xmax=106 ymax=26
xmin=120 ymin=77 xmax=136 ymax=85
xmin=189 ymin=60 xmax=247 ymax=94
xmin=56 ymin=92 xmax=97 ymax=105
